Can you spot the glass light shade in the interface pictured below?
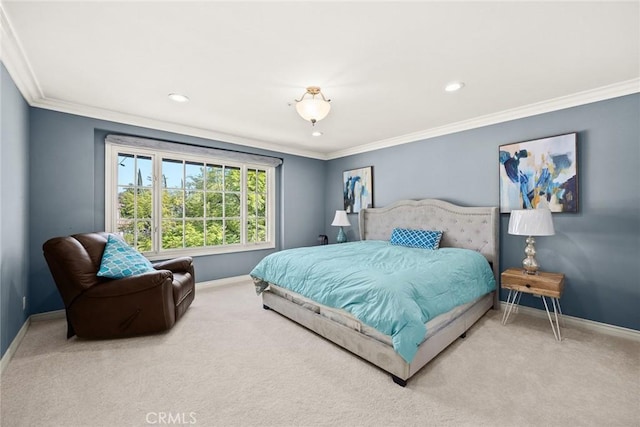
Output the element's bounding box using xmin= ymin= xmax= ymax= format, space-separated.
xmin=331 ymin=210 xmax=351 ymax=227
xmin=508 ymin=209 xmax=555 ymax=236
xmin=296 ymin=98 xmax=331 ymax=123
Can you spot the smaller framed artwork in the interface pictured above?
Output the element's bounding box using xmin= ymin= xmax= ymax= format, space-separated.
xmin=499 ymin=133 xmax=578 ymax=213
xmin=343 ymin=166 xmax=373 ymax=214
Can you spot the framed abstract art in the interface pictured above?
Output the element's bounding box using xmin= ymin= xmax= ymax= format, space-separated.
xmin=499 ymin=133 xmax=578 ymax=213
xmin=343 ymin=166 xmax=373 ymax=214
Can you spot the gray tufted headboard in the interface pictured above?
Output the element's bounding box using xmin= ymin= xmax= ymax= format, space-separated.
xmin=358 ymin=199 xmax=499 ymax=285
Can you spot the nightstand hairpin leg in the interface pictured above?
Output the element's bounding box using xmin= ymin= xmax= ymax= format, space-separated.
xmin=501 ymin=290 xmax=513 ymax=324
xmin=514 ymin=291 xmax=522 ymax=312
xmin=551 ymin=298 xmax=563 ymax=339
xmin=502 ymin=289 xmax=521 ymax=325
xmin=555 ymin=298 xmax=565 ymax=328
xmin=542 ymin=296 xmax=562 ymax=341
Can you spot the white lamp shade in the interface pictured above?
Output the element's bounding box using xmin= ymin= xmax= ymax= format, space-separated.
xmin=508 ymin=208 xmax=555 ymax=236
xmin=296 ymin=98 xmax=331 ymax=123
xmin=331 ymin=210 xmax=351 ymax=227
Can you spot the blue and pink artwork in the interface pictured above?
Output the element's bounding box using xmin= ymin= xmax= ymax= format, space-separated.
xmin=499 ymin=133 xmax=578 ymax=213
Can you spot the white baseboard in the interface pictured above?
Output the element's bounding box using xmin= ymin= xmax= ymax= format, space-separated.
xmin=0 ymin=310 xmax=66 ymax=375
xmin=197 ymin=274 xmax=252 ymax=290
xmin=0 ymin=276 xmax=250 ymax=374
xmin=0 ymin=317 xmax=30 ymax=375
xmin=500 ymin=302 xmax=640 ymax=342
xmin=30 ymin=309 xmax=65 ymax=322
xmin=4 ymin=285 xmax=637 ymax=376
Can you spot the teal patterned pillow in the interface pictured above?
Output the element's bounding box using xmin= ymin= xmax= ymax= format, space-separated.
xmin=390 ymin=228 xmax=443 ymax=250
xmin=97 ymin=235 xmax=155 ymax=279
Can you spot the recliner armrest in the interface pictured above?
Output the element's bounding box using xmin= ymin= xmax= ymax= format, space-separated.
xmin=152 ymin=257 xmax=193 ymax=273
xmin=83 ymin=270 xmax=173 ymax=298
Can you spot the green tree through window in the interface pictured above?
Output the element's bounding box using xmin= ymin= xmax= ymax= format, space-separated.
xmin=117 ymin=154 xmax=153 ymax=252
xmin=108 ymin=145 xmax=274 ymax=257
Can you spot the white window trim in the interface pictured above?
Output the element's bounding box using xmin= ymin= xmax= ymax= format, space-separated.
xmin=105 ymin=141 xmax=276 ymax=260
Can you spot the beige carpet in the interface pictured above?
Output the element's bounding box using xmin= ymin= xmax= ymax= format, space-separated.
xmin=1 ymin=282 xmax=638 ymax=427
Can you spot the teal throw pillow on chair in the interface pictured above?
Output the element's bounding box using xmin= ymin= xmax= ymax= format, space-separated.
xmin=97 ymin=234 xmax=155 ymax=279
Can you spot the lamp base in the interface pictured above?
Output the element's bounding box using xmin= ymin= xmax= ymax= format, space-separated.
xmin=522 ymin=236 xmax=540 ymax=275
xmin=336 ymin=227 xmax=347 ymax=243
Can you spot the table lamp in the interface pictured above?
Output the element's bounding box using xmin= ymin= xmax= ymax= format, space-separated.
xmin=331 ymin=210 xmax=351 ymax=243
xmin=508 ymin=207 xmax=555 ymax=275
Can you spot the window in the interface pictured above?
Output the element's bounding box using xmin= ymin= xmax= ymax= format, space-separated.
xmin=105 ymin=137 xmax=276 ymax=259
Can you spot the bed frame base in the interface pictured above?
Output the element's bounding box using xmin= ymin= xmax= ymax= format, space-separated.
xmin=391 ymin=375 xmax=407 ymax=387
xmin=259 ymin=199 xmax=499 ymax=386
xmin=262 ymin=290 xmax=494 ymax=386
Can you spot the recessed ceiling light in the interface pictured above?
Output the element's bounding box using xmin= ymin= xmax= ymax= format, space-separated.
xmin=311 ymin=131 xmax=323 ymax=137
xmin=168 ymin=93 xmax=189 ymax=103
xmin=444 ymin=81 xmax=465 ymax=92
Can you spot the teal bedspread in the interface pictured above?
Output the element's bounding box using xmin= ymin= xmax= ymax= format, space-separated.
xmin=250 ymin=240 xmax=496 ymax=363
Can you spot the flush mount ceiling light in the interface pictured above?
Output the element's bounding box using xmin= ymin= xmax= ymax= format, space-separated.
xmin=311 ymin=130 xmax=323 ymax=137
xmin=295 ymin=86 xmax=331 ymax=126
xmin=168 ymin=93 xmax=189 ymax=103
xmin=444 ymin=81 xmax=465 ymax=92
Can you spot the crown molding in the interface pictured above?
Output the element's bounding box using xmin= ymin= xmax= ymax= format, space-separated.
xmin=26 ymin=79 xmax=638 ymax=162
xmin=0 ymin=4 xmax=42 ymax=103
xmin=30 ymin=96 xmax=328 ymax=160
xmin=326 ymin=78 xmax=640 ymax=160
xmin=0 ymin=3 xmax=326 ymax=161
xmin=2 ymin=1 xmax=637 ymax=162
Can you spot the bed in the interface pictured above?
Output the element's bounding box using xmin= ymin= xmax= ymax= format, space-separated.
xmin=251 ymin=199 xmax=499 ymax=386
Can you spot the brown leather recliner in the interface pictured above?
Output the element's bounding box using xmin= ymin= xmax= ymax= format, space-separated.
xmin=43 ymin=232 xmax=195 ymax=339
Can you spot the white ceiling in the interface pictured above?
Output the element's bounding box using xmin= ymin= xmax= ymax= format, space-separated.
xmin=1 ymin=1 xmax=638 ymax=160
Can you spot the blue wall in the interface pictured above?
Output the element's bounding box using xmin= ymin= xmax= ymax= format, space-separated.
xmin=325 ymin=94 xmax=640 ymax=331
xmin=1 ymin=63 xmax=30 ymax=357
xmin=28 ymin=109 xmax=326 ymax=315
xmin=2 ymin=60 xmax=638 ymax=359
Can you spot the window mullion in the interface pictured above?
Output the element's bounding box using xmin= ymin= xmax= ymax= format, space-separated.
xmin=268 ymin=168 xmax=275 ymax=244
xmin=153 ymin=155 xmax=162 ymax=255
xmin=241 ymin=165 xmax=247 ymax=245
xmin=182 ymin=160 xmax=186 ymax=249
xmin=104 ymin=144 xmax=115 ymax=233
xmin=203 ymin=163 xmax=208 ymax=247
xmin=133 ymin=156 xmax=138 ymax=248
